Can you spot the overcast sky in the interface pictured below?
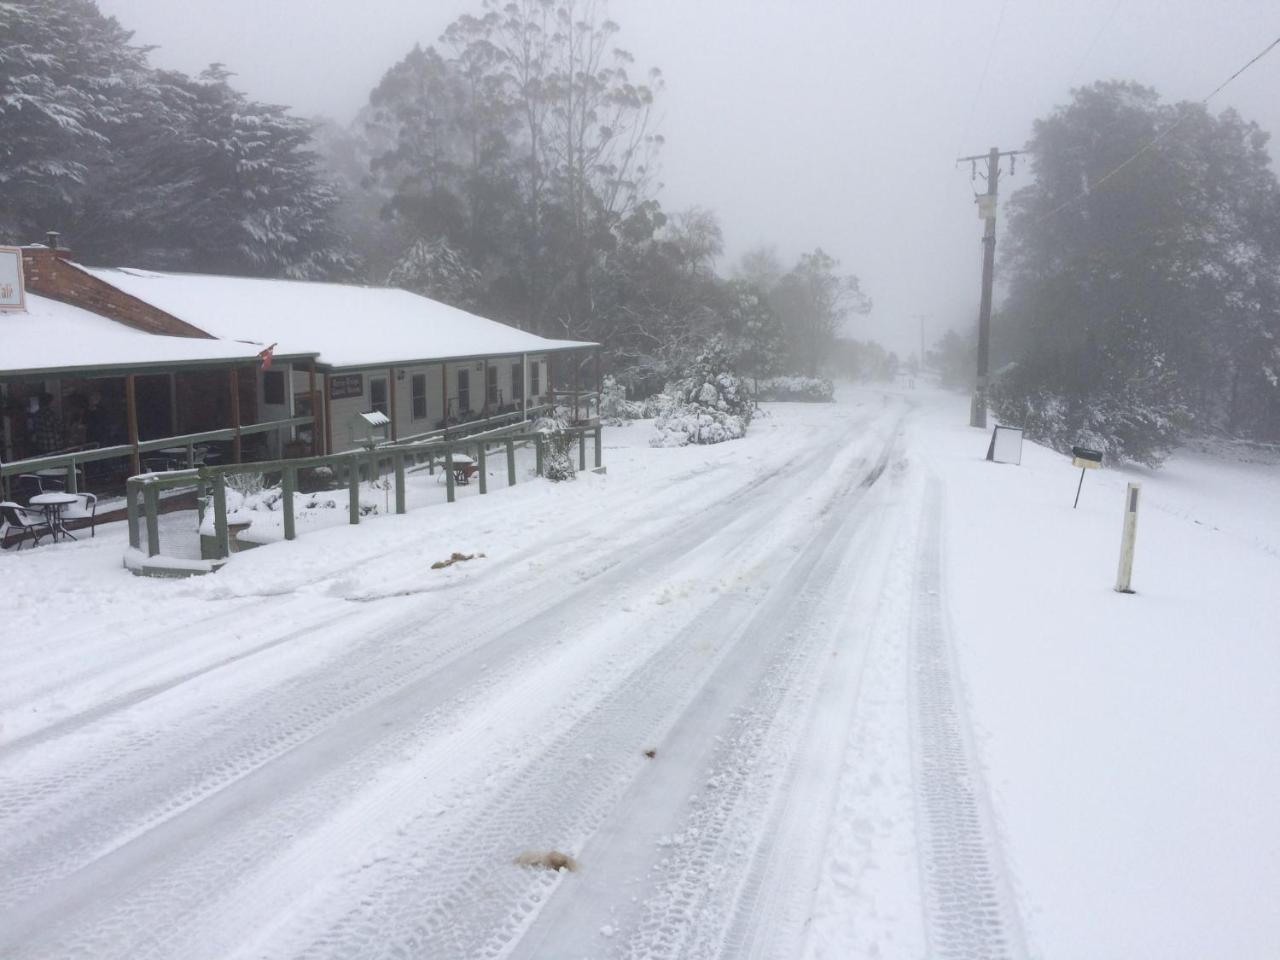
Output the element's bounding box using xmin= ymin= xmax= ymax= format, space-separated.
xmin=96 ymin=0 xmax=1280 ymax=357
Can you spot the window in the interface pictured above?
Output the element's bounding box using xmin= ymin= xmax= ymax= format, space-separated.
xmin=486 ymin=364 xmax=499 ymax=405
xmin=370 ymin=377 xmax=389 ymax=416
xmin=262 ymin=370 xmax=285 ymax=405
xmin=511 ymin=362 xmax=523 ymax=405
xmin=531 ymin=361 xmax=541 ymax=397
xmin=456 ymin=369 xmax=470 ymax=414
xmin=411 ymin=373 xmax=427 ymax=420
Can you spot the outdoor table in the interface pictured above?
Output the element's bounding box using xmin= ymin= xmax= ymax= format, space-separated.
xmin=35 ymin=466 xmax=82 ymax=486
xmin=158 ymin=446 xmax=205 ymax=468
xmin=29 ymin=491 xmax=80 ymax=542
xmin=443 ymin=453 xmax=478 ymax=485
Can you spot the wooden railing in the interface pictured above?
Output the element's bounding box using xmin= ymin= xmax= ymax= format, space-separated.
xmin=1 ymin=414 xmax=314 ymax=498
xmin=125 ymin=421 xmax=604 ymax=566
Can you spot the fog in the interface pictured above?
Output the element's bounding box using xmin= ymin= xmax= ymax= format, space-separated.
xmin=95 ymin=0 xmax=1280 ymax=356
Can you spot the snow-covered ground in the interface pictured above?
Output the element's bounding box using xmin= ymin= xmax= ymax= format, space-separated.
xmin=0 ymin=386 xmax=1275 ymax=959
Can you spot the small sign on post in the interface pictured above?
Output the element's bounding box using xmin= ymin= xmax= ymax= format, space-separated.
xmin=985 ymin=425 xmax=1023 ymax=464
xmin=1070 ymin=445 xmax=1103 ymax=508
xmin=1115 ymin=482 xmax=1141 ymax=594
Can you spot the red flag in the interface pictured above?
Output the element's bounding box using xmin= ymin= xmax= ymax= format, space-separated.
xmin=258 ymin=342 xmax=277 ymax=370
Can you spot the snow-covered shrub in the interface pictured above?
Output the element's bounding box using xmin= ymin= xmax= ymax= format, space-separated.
xmin=600 ymin=375 xmax=670 ymax=424
xmin=990 ymin=359 xmax=1189 ymax=467
xmin=636 ymin=392 xmax=675 ymax=419
xmin=535 ymin=411 xmax=577 ymax=481
xmin=650 ymin=345 xmax=753 ymax=447
xmin=753 ymin=376 xmax=835 ymax=402
xmin=226 ymin=471 xmax=265 ymax=500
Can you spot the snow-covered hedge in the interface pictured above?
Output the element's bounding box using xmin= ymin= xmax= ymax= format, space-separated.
xmin=599 ymin=375 xmax=674 ymax=424
xmin=990 ymin=365 xmax=1188 ymax=467
xmin=752 ymin=375 xmax=835 ymax=402
xmin=650 ymin=347 xmax=753 ymax=447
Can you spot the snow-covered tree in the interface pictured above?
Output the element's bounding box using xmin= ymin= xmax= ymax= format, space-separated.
xmin=651 ymin=342 xmax=753 ymax=446
xmin=1001 ymin=81 xmax=1280 ymax=454
xmin=386 ymin=236 xmax=483 ymax=309
xmin=0 ymin=0 xmax=149 ymax=239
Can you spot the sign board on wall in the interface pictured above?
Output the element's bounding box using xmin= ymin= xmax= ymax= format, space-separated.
xmin=0 ymin=247 xmax=26 ymax=311
xmin=329 ymin=374 xmax=364 ymax=400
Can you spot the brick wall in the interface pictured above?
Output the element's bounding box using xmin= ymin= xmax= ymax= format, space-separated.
xmin=20 ymin=246 xmax=212 ymax=339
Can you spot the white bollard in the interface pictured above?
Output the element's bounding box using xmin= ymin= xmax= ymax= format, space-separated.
xmin=1115 ymin=482 xmax=1141 ymax=594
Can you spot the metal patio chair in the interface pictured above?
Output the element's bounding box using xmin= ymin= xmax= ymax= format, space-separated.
xmin=0 ymin=501 xmax=53 ymax=550
xmin=60 ymin=492 xmax=99 ymax=538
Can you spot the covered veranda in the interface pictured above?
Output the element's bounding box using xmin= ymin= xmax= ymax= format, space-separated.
xmin=0 ymin=293 xmax=317 ymax=505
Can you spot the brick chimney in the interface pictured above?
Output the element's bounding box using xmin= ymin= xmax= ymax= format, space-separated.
xmin=21 ymin=232 xmax=74 ymax=290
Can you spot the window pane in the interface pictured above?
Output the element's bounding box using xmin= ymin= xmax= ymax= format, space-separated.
xmin=411 ymin=373 xmax=427 ymax=419
xmin=370 ymin=378 xmax=388 ymax=415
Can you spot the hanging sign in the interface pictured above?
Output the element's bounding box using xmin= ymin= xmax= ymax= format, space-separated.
xmin=329 ymin=374 xmax=364 ymax=400
xmin=0 ymin=247 xmax=26 ymax=311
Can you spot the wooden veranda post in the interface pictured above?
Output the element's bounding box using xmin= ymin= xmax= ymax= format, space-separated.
xmin=125 ymin=373 xmax=140 ymax=475
xmin=441 ymin=362 xmax=449 ymax=424
xmin=388 ymin=365 xmax=398 ymax=441
xmin=229 ymin=367 xmax=242 ymax=464
xmin=594 ymin=347 xmax=602 ymax=418
xmin=547 ymin=354 xmax=555 ymax=413
xmin=572 ymin=352 xmax=580 ymax=424
xmin=323 ymin=374 xmax=334 ymax=457
xmin=282 ymin=467 xmax=296 ymax=541
xmin=308 ymin=361 xmax=320 ymax=455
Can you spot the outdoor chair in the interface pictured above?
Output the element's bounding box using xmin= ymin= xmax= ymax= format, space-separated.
xmin=61 ymin=492 xmax=99 ymax=538
xmin=15 ymin=473 xmax=60 ymax=503
xmin=0 ymin=501 xmax=53 ymax=550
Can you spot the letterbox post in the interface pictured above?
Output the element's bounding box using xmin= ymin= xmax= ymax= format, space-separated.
xmin=1071 ymin=445 xmax=1104 ymax=508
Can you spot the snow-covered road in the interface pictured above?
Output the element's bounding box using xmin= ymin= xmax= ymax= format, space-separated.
xmin=0 ymin=393 xmax=1026 ymax=959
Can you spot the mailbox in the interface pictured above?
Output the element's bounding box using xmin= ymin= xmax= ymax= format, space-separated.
xmin=1071 ymin=446 xmax=1103 ymax=469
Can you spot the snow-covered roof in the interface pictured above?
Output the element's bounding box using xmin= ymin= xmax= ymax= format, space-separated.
xmin=0 ymin=293 xmax=281 ymax=377
xmin=79 ymin=266 xmax=595 ymax=370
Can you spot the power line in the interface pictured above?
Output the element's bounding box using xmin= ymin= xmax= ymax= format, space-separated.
xmin=1065 ymin=0 xmax=1125 ymax=90
xmin=953 ymin=0 xmax=1012 ymax=161
xmin=1038 ymin=32 xmax=1280 ymax=223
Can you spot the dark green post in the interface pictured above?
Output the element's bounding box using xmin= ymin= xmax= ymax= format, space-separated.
xmin=126 ymin=479 xmax=141 ymax=550
xmin=594 ymin=426 xmax=602 ymax=469
xmin=445 ymin=447 xmax=456 ymax=503
xmin=578 ymin=430 xmax=586 ymax=471
xmin=212 ymin=473 xmax=230 ymax=559
xmin=477 ymin=443 xmax=487 ymax=495
xmin=506 ymin=438 xmax=516 ymax=486
xmin=535 ymin=434 xmax=545 ymax=477
xmin=394 ymin=453 xmax=406 ymax=514
xmin=143 ymin=482 xmax=160 ymax=557
xmin=348 ymin=457 xmax=360 ymax=524
xmin=282 ymin=466 xmax=296 ymax=541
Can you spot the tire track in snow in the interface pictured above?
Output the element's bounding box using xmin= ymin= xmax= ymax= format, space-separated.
xmin=910 ymin=478 xmax=1027 ymax=960
xmin=0 ymin=408 xmax=892 ymax=959
xmin=262 ymin=422 xmax=905 ymax=960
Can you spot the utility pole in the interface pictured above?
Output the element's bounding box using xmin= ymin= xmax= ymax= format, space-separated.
xmin=957 ymin=146 xmax=1022 ymax=428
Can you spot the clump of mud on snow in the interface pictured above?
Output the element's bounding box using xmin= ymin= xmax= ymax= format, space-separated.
xmin=514 ymin=850 xmax=579 ymax=872
xmin=431 ymin=551 xmax=486 ymax=570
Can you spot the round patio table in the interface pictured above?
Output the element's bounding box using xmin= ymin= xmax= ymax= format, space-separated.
xmin=29 ymin=491 xmax=80 ymax=542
